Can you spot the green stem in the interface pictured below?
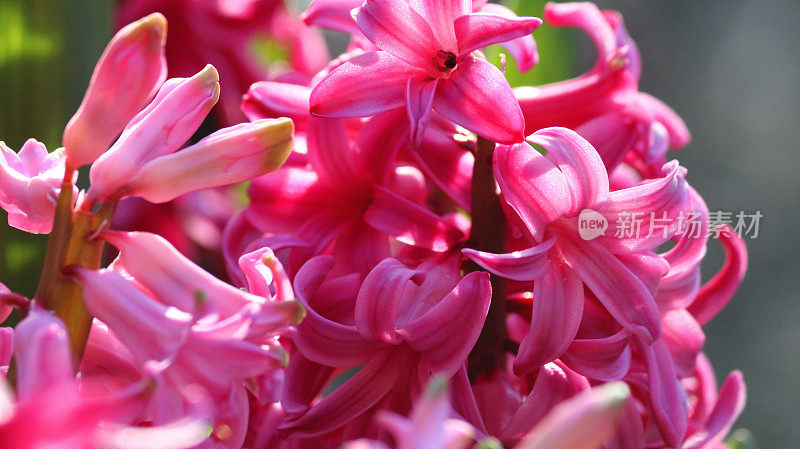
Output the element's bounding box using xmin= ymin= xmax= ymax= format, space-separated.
xmin=466 ymin=136 xmax=508 ymax=380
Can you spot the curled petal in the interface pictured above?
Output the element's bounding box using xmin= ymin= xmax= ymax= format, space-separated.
xmin=682 ymin=371 xmax=746 ymax=449
xmin=399 ymin=271 xmax=491 ymax=376
xmin=636 ymin=93 xmax=691 ymax=149
xmin=478 ymin=3 xmax=539 ymax=71
xmin=303 ymin=0 xmax=364 ymax=34
xmin=311 ymin=51 xmax=424 ymax=117
xmin=242 ymin=81 xmax=311 ymax=127
xmin=356 ymin=258 xmax=426 ymax=344
xmin=433 ymin=55 xmax=526 ymax=144
xmin=63 ymin=13 xmax=167 ymax=169
xmin=462 ymin=237 xmax=554 ymax=282
xmin=639 ymin=338 xmax=688 ymax=448
xmin=661 ymin=309 xmax=705 ymax=378
xmin=454 ymin=13 xmax=541 ymax=57
xmin=688 ymin=227 xmax=747 ymax=326
xmin=543 ymin=2 xmax=616 ymax=73
xmin=562 ymin=331 xmax=632 ymax=381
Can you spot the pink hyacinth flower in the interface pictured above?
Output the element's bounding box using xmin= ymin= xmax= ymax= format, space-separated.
xmin=310 ymin=0 xmax=541 ymax=144
xmin=0 ymin=139 xmax=73 ymax=234
xmin=63 ymin=13 xmax=167 ymax=170
xmin=464 ymin=127 xmax=690 ymax=375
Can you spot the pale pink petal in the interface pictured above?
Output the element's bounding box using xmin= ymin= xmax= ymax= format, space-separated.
xmin=514 ymin=257 xmax=583 ymax=375
xmin=310 ymin=51 xmax=424 ymax=117
xmin=514 ymin=382 xmax=630 ymax=449
xmin=366 ymin=186 xmax=465 ymax=252
xmin=562 ymin=331 xmax=632 ymax=381
xmin=353 ymin=0 xmax=442 ymax=71
xmin=12 ymin=308 xmax=73 ymax=401
xmin=278 ymin=350 xmax=401 ymax=437
xmin=356 ymin=258 xmax=426 ymax=344
xmin=433 ymin=55 xmax=525 ymax=144
xmin=454 ymin=13 xmax=541 ymax=57
xmin=558 ymin=234 xmax=661 ymax=344
xmin=63 ymin=13 xmax=167 ymax=169
xmin=687 ymin=227 xmax=747 ymax=326
xmin=399 ymin=271 xmax=491 ymax=376
xmin=493 ymin=142 xmax=571 ymax=239
xmin=461 ymin=236 xmax=554 ymax=282
xmin=406 ymin=78 xmax=439 ymax=148
xmin=125 ymin=118 xmax=293 ymax=203
xmin=682 ymin=371 xmax=746 ymax=449
xmin=528 ymin=127 xmax=610 ymax=214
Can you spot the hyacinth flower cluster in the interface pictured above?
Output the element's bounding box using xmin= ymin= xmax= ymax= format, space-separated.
xmin=0 ymin=1 xmax=749 ymax=449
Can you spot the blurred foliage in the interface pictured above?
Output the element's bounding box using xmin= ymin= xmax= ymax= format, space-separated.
xmin=725 ymin=429 xmax=756 ymax=449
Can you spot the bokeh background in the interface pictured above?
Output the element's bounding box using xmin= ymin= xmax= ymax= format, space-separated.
xmin=0 ymin=1 xmax=797 ymax=446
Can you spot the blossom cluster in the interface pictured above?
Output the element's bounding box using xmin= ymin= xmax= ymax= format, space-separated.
xmin=0 ymin=1 xmax=747 ymax=449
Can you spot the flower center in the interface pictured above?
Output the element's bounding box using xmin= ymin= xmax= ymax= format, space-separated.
xmin=435 ymin=50 xmax=457 ymax=72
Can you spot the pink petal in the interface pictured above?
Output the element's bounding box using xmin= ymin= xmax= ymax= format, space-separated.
xmin=461 ymin=237 xmax=554 ymax=282
xmin=557 ymin=234 xmax=662 ymax=344
xmin=399 ymin=271 xmax=491 ymax=377
xmin=562 ymin=331 xmax=632 ymax=381
xmin=410 ymin=116 xmax=473 ymax=209
xmin=406 ymin=78 xmax=439 ymax=148
xmin=88 ymin=65 xmax=219 ymax=203
xmin=433 ymin=55 xmax=525 ymax=144
xmin=292 ymin=256 xmax=378 ymax=367
xmin=356 ymin=258 xmax=426 ymax=345
xmin=408 ymin=0 xmax=469 ymax=51
xmin=242 ymin=81 xmax=311 ymax=127
xmin=594 ymin=161 xmax=689 ymax=253
xmin=63 ymin=13 xmax=167 ymax=169
xmin=306 ymin=117 xmax=363 ymax=185
xmin=687 ymin=227 xmax=748 ymax=326
xmin=310 ymin=51 xmax=423 ymax=117
xmin=682 ymin=371 xmax=746 ymax=449
xmin=353 ymin=0 xmax=442 ymax=72
xmin=514 ymin=382 xmax=631 ymax=449
xmin=639 ymin=338 xmax=688 ymax=448
xmin=12 ymin=308 xmax=73 ymax=401
xmin=502 ymin=362 xmax=590 ymax=446
xmin=514 ymin=257 xmax=583 ymax=375
xmin=366 ymin=186 xmax=465 ymax=252
xmin=661 ymin=309 xmax=705 ymax=378
xmin=528 ymin=127 xmax=609 ymax=214
xmin=454 ymin=13 xmax=541 ymax=57
xmin=302 ymin=0 xmax=364 ymax=34
xmin=278 ymin=349 xmax=401 ymax=437
xmin=126 ymin=118 xmax=293 ymax=203
xmin=543 ymin=2 xmax=616 ymax=73
xmin=636 ymin=93 xmax=691 ymax=149
xmin=479 ymin=3 xmax=539 ymax=71
xmin=493 ymin=142 xmax=571 ymax=239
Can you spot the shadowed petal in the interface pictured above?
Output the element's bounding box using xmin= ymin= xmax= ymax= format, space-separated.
xmin=682 ymin=371 xmax=746 ymax=449
xmin=462 ymin=237 xmax=554 ymax=282
xmin=639 ymin=338 xmax=688 ymax=448
xmin=406 ymin=78 xmax=439 ymax=148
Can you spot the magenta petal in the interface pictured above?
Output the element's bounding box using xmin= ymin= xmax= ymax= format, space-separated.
xmin=514 ymin=258 xmax=583 ymax=375
xmin=242 ymin=81 xmax=311 ymax=125
xmin=494 ymin=142 xmax=571 ymax=239
xmin=12 ymin=309 xmax=73 ymax=401
xmin=302 ymin=0 xmax=364 ymax=34
xmin=399 ymin=271 xmax=490 ymax=376
xmin=408 ymin=0 xmax=469 ymax=50
xmin=293 ymin=256 xmax=378 ymax=367
xmin=406 ymin=78 xmax=439 ymax=148
xmin=306 ymin=117 xmax=362 ymax=185
xmin=562 ymin=331 xmax=632 ymax=381
xmin=636 ymin=93 xmax=691 ymax=149
xmin=366 ymin=186 xmax=465 ymax=252
xmin=639 ymin=338 xmax=688 ymax=448
xmin=479 ymin=3 xmax=539 ymax=71
xmin=527 ymin=127 xmax=609 ymax=214
xmin=688 ymin=227 xmax=748 ymax=326
xmin=454 ymin=13 xmax=541 ymax=56
xmin=279 ymin=350 xmax=401 ymax=437
xmin=462 ymin=236 xmax=554 ymax=282
xmin=682 ymin=371 xmax=746 ymax=449
xmin=433 ymin=55 xmax=526 ymax=144
xmin=356 ymin=258 xmax=426 ymax=345
xmin=661 ymin=309 xmax=705 ymax=378
xmin=310 ymin=51 xmax=423 ymax=118
xmin=558 ymin=235 xmax=661 ymax=344
xmin=353 ymin=0 xmax=441 ymax=71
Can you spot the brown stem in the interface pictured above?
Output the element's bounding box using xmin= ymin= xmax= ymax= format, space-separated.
xmin=466 ymin=136 xmax=508 ymax=380
xmin=35 ymin=174 xmax=75 ymax=309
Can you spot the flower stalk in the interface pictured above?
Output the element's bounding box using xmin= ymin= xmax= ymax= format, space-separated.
xmin=466 ymin=135 xmax=508 ymax=379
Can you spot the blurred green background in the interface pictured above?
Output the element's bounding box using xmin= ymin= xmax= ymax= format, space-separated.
xmin=0 ymin=1 xmax=797 ymax=447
